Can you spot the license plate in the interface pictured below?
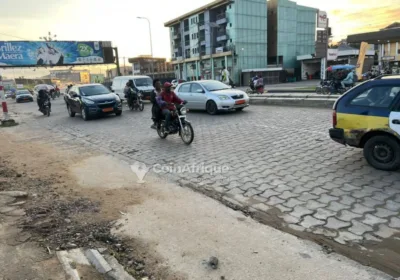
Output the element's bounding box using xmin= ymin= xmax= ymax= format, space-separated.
xmin=102 ymin=107 xmax=113 ymax=112
xmin=235 ymin=100 xmax=245 ymax=105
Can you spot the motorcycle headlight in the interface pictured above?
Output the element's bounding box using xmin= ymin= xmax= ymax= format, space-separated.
xmin=84 ymin=99 xmax=95 ymax=105
xmin=180 ymin=107 xmax=187 ymax=115
xmin=218 ymin=95 xmax=230 ymax=100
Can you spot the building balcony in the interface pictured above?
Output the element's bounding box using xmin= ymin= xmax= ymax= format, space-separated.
xmin=216 ymin=33 xmax=228 ymax=42
xmin=199 ymin=21 xmax=205 ymax=30
xmin=216 ymin=13 xmax=227 ymax=25
xmin=184 ymin=41 xmax=190 ymax=49
xmin=173 ymin=33 xmax=181 ymax=40
xmin=183 ymin=26 xmax=190 ymax=34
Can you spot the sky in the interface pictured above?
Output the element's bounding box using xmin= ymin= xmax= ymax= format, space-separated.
xmin=0 ymin=0 xmax=399 ymax=78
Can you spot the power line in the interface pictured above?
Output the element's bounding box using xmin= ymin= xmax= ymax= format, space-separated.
xmin=0 ymin=32 xmax=30 ymax=40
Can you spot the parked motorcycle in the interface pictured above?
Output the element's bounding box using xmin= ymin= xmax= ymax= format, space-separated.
xmin=128 ymin=92 xmax=144 ymax=111
xmin=156 ymin=101 xmax=194 ymax=145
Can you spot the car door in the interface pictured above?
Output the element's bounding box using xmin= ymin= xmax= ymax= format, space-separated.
xmin=189 ymin=83 xmax=207 ymax=109
xmin=68 ymin=87 xmax=81 ymax=112
xmin=389 ymin=86 xmax=400 ymax=135
xmin=176 ymin=83 xmax=192 ymax=109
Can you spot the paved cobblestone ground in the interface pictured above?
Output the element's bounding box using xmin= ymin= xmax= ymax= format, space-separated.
xmin=6 ymin=100 xmax=400 ymax=252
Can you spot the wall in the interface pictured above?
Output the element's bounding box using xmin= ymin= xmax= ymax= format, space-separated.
xmin=227 ymin=0 xmax=268 ymax=84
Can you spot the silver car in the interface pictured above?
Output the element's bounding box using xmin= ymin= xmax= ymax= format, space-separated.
xmin=175 ymin=80 xmax=249 ymax=115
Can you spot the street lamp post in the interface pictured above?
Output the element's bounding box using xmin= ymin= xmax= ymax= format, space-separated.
xmin=137 ymin=17 xmax=154 ymax=79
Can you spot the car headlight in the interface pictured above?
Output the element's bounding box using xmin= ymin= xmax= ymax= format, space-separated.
xmin=84 ymin=99 xmax=95 ymax=105
xmin=180 ymin=107 xmax=187 ymax=115
xmin=218 ymin=95 xmax=230 ymax=100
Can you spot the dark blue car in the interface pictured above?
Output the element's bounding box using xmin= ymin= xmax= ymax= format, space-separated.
xmin=65 ymin=84 xmax=122 ymax=121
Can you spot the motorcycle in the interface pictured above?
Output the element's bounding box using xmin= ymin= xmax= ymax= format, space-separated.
xmin=128 ymin=92 xmax=144 ymax=111
xmin=50 ymin=90 xmax=56 ymax=100
xmin=55 ymin=90 xmax=60 ymax=98
xmin=39 ymin=97 xmax=51 ymax=117
xmin=156 ymin=101 xmax=194 ymax=145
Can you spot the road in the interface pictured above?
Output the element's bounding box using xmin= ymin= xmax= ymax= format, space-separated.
xmin=6 ymin=97 xmax=400 ymax=275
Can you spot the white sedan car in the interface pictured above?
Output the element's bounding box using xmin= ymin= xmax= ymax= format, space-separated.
xmin=175 ymin=80 xmax=249 ymax=115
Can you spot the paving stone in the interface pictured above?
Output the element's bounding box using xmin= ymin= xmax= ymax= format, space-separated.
xmin=257 ymin=184 xmax=276 ymax=191
xmin=325 ymin=217 xmax=351 ymax=230
xmin=339 ymin=195 xmax=357 ymax=206
xmin=364 ymin=234 xmax=382 ymax=242
xmin=251 ymin=203 xmax=271 ymax=213
xmin=300 ymin=215 xmax=325 ymax=229
xmin=371 ymin=192 xmax=392 ymax=202
xmin=290 ymin=206 xmax=314 ymax=218
xmin=374 ymin=207 xmax=397 ymax=218
xmin=361 ymin=197 xmax=385 ymax=208
xmin=349 ymin=221 xmax=373 ymax=236
xmin=341 ymin=183 xmax=361 ymax=192
xmin=362 ymin=214 xmax=387 ymax=227
xmin=243 ymin=188 xmax=263 ymax=197
xmin=226 ymin=188 xmax=245 ymax=196
xmin=274 ymin=185 xmax=292 ymax=193
xmin=334 ymin=231 xmax=363 ymax=245
xmin=351 ymin=204 xmax=374 ymax=215
xmin=313 ymin=208 xmax=336 ymax=220
xmin=351 ymin=190 xmax=370 ymax=199
xmin=385 ymin=200 xmax=400 ymax=212
xmin=327 ymin=201 xmax=350 ymax=212
xmin=320 ymin=182 xmax=341 ymax=191
xmin=312 ymin=227 xmax=337 ymax=238
xmin=375 ymin=224 xmax=399 ymax=239
xmin=329 ymin=188 xmax=348 ymax=198
xmin=297 ymin=193 xmax=318 ymax=202
xmin=305 ymin=200 xmax=327 ymax=210
xmin=389 ymin=217 xmax=400 ymax=229
xmin=288 ymin=224 xmax=305 ymax=232
xmin=336 ymin=210 xmax=362 ymax=222
xmin=280 ymin=214 xmax=301 ymax=224
xmin=275 ymin=204 xmax=292 ymax=213
xmin=360 ymin=186 xmax=381 ymax=195
xmin=318 ymin=194 xmax=339 ymax=204
xmin=259 ymin=189 xmax=280 ymax=199
xmin=279 ymin=191 xmax=299 ymax=200
xmin=291 ymin=186 xmax=310 ymax=194
xmin=239 ymin=182 xmax=259 ymax=191
xmin=267 ymin=196 xmax=285 ymax=206
xmin=226 ymin=181 xmax=242 ymax=189
xmin=283 ymin=198 xmax=304 ymax=208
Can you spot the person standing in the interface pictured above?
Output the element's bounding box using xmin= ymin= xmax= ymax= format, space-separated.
xmin=221 ymin=67 xmax=230 ymax=85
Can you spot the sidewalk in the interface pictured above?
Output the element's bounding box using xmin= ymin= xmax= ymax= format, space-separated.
xmin=237 ymin=80 xmax=319 ymax=93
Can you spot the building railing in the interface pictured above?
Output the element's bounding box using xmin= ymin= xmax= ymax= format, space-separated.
xmin=216 ymin=13 xmax=226 ymax=21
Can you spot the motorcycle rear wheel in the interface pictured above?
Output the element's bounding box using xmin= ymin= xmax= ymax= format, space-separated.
xmin=139 ymin=102 xmax=144 ymax=111
xmin=157 ymin=123 xmax=168 ymax=139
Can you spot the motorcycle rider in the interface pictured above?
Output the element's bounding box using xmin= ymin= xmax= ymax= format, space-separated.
xmin=150 ymin=79 xmax=162 ymax=129
xmin=156 ymin=82 xmax=184 ymax=133
xmin=37 ymin=86 xmax=51 ymax=112
xmin=341 ymin=70 xmax=354 ymax=89
xmin=124 ymin=80 xmax=137 ymax=106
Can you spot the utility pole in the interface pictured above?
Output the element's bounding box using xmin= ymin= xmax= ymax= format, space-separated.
xmin=113 ymin=47 xmax=121 ymax=76
xmin=123 ymin=57 xmax=126 ymax=75
xmin=197 ymin=22 xmax=202 ymax=80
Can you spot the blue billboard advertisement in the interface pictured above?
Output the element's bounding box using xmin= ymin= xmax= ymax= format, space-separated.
xmin=0 ymin=41 xmax=104 ymax=67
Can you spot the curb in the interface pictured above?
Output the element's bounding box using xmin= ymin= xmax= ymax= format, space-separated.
xmin=57 ymin=248 xmax=136 ymax=280
xmin=249 ymin=94 xmax=337 ymax=109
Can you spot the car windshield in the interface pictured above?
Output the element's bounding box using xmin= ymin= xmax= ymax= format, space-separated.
xmin=201 ymin=81 xmax=231 ymax=91
xmin=79 ymin=85 xmax=110 ymax=96
xmin=134 ymin=78 xmax=152 ymax=87
xmin=17 ymin=90 xmax=30 ymax=95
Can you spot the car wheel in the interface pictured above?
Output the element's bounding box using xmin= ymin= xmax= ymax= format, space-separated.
xmin=206 ymin=101 xmax=218 ymax=115
xmin=116 ymin=111 xmax=122 ymax=116
xmin=363 ymin=135 xmax=400 ymax=171
xmin=81 ymin=106 xmax=89 ymax=121
xmin=67 ymin=105 xmax=75 ymax=117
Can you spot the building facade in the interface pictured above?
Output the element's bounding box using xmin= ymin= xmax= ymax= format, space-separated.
xmin=347 ymin=23 xmax=400 ymax=73
xmin=268 ymin=0 xmax=317 ymax=70
xmin=165 ymin=0 xmax=268 ymax=85
xmin=128 ymin=56 xmax=174 ymax=79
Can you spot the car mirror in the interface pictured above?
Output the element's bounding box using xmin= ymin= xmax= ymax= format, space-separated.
xmin=111 ymin=89 xmax=115 ymax=93
xmin=72 ymin=93 xmax=79 ymax=98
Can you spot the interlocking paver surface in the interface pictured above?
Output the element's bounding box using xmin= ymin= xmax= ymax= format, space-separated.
xmin=8 ymin=100 xmax=400 ymax=246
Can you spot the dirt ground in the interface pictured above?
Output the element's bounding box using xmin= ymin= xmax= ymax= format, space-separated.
xmin=0 ymin=128 xmax=395 ymax=280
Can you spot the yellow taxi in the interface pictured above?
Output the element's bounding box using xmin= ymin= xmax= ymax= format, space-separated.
xmin=329 ymin=75 xmax=400 ymax=171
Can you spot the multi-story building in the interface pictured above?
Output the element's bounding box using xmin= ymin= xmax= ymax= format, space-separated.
xmin=165 ymin=0 xmax=269 ymax=84
xmin=347 ymin=23 xmax=400 ymax=73
xmin=268 ymin=0 xmax=317 ymax=70
xmin=128 ymin=55 xmax=175 ymax=79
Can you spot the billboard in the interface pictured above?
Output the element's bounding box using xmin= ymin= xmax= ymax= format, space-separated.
xmin=356 ymin=42 xmax=369 ymax=80
xmin=327 ymin=49 xmax=338 ymax=61
xmin=317 ymin=11 xmax=328 ymax=29
xmin=0 ymin=41 xmax=104 ymax=67
xmin=90 ymin=74 xmax=105 ymax=83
